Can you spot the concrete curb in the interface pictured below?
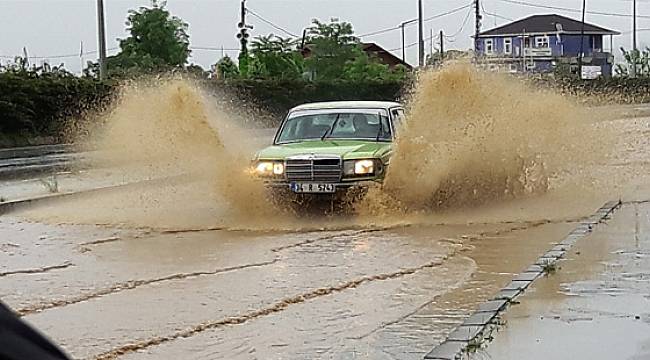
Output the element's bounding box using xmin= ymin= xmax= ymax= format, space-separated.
xmin=423 ymin=200 xmax=623 ymax=360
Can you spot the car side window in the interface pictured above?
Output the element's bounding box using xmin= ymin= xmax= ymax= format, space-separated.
xmin=391 ymin=108 xmax=405 ymax=133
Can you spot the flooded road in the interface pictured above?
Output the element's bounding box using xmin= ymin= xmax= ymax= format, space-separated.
xmin=0 ymin=214 xmax=576 ymax=359
xmin=2 ymin=68 xmax=650 ymax=359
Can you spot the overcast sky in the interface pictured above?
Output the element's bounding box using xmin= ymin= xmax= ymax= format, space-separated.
xmin=1 ymin=0 xmax=648 ymax=74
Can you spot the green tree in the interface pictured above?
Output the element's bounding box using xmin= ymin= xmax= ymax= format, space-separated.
xmin=616 ymin=47 xmax=650 ymax=78
xmin=344 ymin=50 xmax=406 ymax=81
xmin=214 ymin=56 xmax=239 ymax=79
xmin=305 ymin=19 xmax=360 ymax=80
xmin=304 ymin=19 xmax=407 ymax=81
xmin=185 ymin=63 xmax=207 ymax=78
xmin=249 ymin=35 xmax=304 ymax=79
xmin=88 ymin=1 xmax=190 ymax=77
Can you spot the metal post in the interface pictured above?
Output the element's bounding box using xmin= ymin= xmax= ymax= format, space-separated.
xmin=474 ymin=0 xmax=481 ymax=56
xmin=578 ymin=0 xmax=586 ymax=79
xmin=237 ymin=0 xmax=251 ymax=77
xmin=632 ymin=0 xmax=637 ymax=77
xmin=440 ymin=30 xmax=444 ymax=61
xmin=300 ymin=28 xmax=307 ymax=50
xmin=430 ymin=28 xmax=434 ymax=58
xmin=401 ymin=22 xmax=406 ymax=63
xmin=418 ymin=0 xmax=424 ymax=66
xmin=96 ymin=0 xmax=107 ymax=80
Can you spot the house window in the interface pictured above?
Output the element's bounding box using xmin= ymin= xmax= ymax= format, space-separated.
xmin=484 ymin=39 xmax=494 ymax=54
xmin=504 ymin=38 xmax=512 ymax=54
xmin=535 ymin=35 xmax=549 ymax=48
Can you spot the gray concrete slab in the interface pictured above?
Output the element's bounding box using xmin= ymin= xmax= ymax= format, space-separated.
xmin=447 ymin=326 xmax=483 ymax=342
xmin=503 ymin=280 xmax=532 ymax=291
xmin=524 ymin=264 xmax=544 ymax=273
xmin=550 ymin=244 xmax=569 ymax=252
xmin=558 ymin=237 xmax=580 ymax=246
xmin=424 ymin=340 xmax=466 ymax=360
xmin=462 ymin=311 xmax=497 ymax=326
xmin=492 ymin=289 xmax=522 ymax=301
xmin=477 ymin=299 xmax=508 ymax=313
xmin=535 ymin=257 xmax=557 ymax=267
xmin=541 ymin=250 xmax=565 ymax=259
xmin=512 ymin=271 xmax=540 ymax=282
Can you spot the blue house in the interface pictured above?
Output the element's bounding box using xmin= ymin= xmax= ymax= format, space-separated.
xmin=476 ymin=14 xmax=619 ymax=76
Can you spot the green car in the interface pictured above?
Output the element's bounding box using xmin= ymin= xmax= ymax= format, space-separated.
xmin=253 ymin=101 xmax=405 ymax=197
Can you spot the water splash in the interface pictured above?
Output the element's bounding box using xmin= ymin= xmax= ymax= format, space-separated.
xmin=359 ymin=64 xmax=604 ymax=214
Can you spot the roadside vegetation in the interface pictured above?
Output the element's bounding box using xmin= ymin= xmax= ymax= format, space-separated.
xmin=1 ymin=1 xmax=650 ymax=146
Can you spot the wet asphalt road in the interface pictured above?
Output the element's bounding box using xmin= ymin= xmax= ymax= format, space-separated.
xmin=0 ymin=212 xmax=576 ymax=360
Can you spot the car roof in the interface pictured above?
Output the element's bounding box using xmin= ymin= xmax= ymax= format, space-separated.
xmin=290 ymin=101 xmax=403 ymax=112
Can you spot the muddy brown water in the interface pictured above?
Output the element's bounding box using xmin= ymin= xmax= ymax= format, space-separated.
xmin=2 ymin=67 xmax=650 ymax=359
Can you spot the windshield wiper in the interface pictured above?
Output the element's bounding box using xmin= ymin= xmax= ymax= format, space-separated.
xmin=375 ymin=113 xmax=384 ymax=142
xmin=321 ymin=114 xmax=341 ymax=141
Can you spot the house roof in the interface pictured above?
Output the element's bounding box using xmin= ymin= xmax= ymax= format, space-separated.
xmin=301 ymin=42 xmax=412 ymax=69
xmin=360 ymin=43 xmax=413 ymax=69
xmin=478 ymin=14 xmax=620 ymax=37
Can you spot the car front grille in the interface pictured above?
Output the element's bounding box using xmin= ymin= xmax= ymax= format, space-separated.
xmin=285 ymin=157 xmax=342 ymax=182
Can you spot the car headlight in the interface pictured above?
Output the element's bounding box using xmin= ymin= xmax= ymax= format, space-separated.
xmin=255 ymin=161 xmax=284 ymax=176
xmin=354 ymin=159 xmax=374 ymax=175
xmin=273 ymin=162 xmax=284 ymax=175
xmin=344 ymin=159 xmax=375 ymax=176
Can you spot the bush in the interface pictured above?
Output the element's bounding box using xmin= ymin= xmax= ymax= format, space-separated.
xmin=210 ymin=79 xmax=406 ymax=118
xmin=0 ymin=67 xmax=112 ymax=141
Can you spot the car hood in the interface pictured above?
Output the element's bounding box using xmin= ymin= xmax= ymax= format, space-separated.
xmin=255 ymin=140 xmax=392 ymax=161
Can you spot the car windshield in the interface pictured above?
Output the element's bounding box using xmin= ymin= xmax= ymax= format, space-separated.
xmin=276 ymin=109 xmax=391 ymax=144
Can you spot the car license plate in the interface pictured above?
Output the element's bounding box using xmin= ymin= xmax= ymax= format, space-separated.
xmin=290 ymin=182 xmax=336 ymax=194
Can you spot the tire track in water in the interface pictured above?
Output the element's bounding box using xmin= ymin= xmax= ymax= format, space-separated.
xmin=270 ymin=229 xmax=383 ymax=253
xmin=17 ymin=259 xmax=278 ymax=316
xmin=0 ymin=262 xmax=73 ymax=278
xmin=91 ymin=258 xmax=449 ymax=360
xmin=20 ymin=230 xmax=372 ymax=316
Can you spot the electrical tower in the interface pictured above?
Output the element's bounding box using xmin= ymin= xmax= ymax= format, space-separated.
xmin=237 ymin=0 xmax=253 ymax=77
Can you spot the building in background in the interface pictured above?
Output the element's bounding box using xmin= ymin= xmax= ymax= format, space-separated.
xmin=475 ymin=14 xmax=619 ymax=77
xmin=301 ymin=42 xmax=412 ymax=70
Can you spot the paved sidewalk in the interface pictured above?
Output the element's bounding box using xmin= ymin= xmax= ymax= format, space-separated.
xmin=471 ymin=203 xmax=650 ymax=360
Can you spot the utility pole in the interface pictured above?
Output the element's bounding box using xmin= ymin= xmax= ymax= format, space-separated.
xmin=440 ymin=30 xmax=444 ymax=61
xmin=96 ymin=0 xmax=107 ymax=79
xmin=430 ymin=29 xmax=434 ymax=59
xmin=474 ymin=0 xmax=482 ymax=58
xmin=401 ymin=22 xmax=407 ymax=63
xmin=400 ymin=19 xmax=417 ymax=63
xmin=418 ymin=0 xmax=425 ymax=67
xmin=632 ymin=0 xmax=637 ymax=78
xmin=237 ymin=0 xmax=252 ymax=77
xmin=578 ymin=0 xmax=586 ymax=79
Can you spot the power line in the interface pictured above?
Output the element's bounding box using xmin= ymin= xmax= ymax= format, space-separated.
xmin=245 ymin=7 xmax=299 ymax=37
xmin=497 ymin=0 xmax=650 ymax=19
xmin=358 ymin=3 xmax=473 ymax=38
xmin=480 ymin=1 xmax=514 ymax=22
xmin=0 ymin=47 xmax=118 ymax=60
xmin=445 ymin=8 xmax=474 ymax=39
xmin=191 ymin=46 xmax=240 ymax=51
xmin=388 ymin=33 xmax=437 ymax=52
